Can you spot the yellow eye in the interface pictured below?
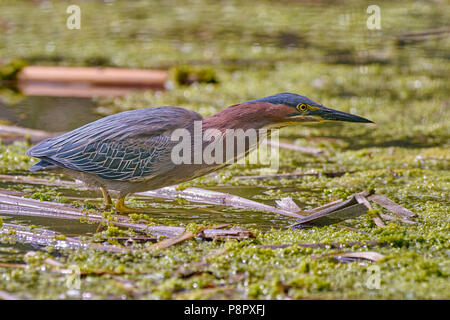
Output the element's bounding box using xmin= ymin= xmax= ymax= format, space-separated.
xmin=297 ymin=103 xmax=308 ymax=112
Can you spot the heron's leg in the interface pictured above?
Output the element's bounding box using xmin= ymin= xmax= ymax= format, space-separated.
xmin=115 ymin=196 xmax=148 ymax=214
xmin=100 ymin=186 xmax=112 ymax=209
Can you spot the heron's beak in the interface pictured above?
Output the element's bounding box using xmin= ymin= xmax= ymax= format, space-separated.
xmin=314 ymin=106 xmax=374 ymax=123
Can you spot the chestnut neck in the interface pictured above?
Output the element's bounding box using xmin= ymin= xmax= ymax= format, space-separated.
xmin=202 ymin=102 xmax=275 ymax=132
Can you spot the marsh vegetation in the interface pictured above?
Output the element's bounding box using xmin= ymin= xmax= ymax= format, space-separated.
xmin=0 ymin=0 xmax=448 ymax=299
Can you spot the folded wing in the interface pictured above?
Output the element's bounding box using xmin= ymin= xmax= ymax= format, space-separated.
xmin=27 ymin=106 xmax=202 ymax=181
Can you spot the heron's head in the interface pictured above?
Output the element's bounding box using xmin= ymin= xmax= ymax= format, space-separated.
xmin=243 ymin=93 xmax=373 ymax=128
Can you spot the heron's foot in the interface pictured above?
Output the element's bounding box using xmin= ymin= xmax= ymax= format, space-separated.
xmin=115 ymin=197 xmax=148 ymax=214
xmin=100 ymin=186 xmax=113 ymax=210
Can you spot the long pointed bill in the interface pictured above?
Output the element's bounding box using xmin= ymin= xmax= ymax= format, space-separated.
xmin=317 ymin=106 xmax=374 ymax=123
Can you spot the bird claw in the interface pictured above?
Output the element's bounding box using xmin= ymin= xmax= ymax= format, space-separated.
xmin=114 ymin=197 xmax=148 ymax=215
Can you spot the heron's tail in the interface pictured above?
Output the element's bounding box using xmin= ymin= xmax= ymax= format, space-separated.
xmin=29 ymin=160 xmax=56 ymax=172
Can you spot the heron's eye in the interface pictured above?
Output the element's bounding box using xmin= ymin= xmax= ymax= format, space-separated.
xmin=297 ymin=103 xmax=308 ymax=112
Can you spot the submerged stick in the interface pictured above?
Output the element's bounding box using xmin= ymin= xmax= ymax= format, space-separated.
xmin=0 ymin=290 xmax=21 ymax=300
xmin=379 ymin=213 xmax=417 ymax=225
xmin=236 ymin=171 xmax=347 ymax=180
xmin=145 ymin=225 xmax=236 ymax=251
xmin=1 ymin=222 xmax=130 ymax=253
xmin=0 ymin=174 xmax=81 ymax=188
xmin=396 ymin=27 xmax=450 ymax=44
xmin=330 ymin=251 xmax=385 ymax=262
xmin=267 ymin=140 xmax=325 ymax=156
xmin=0 ymin=125 xmax=56 ymax=144
xmin=368 ymin=194 xmax=415 ymax=218
xmin=1 ymin=221 xmax=253 ymax=255
xmin=146 ymin=230 xmax=197 ymax=251
xmin=138 ymin=186 xmax=304 ymax=219
xmin=0 ymin=191 xmax=255 ymax=241
xmin=201 ymin=226 xmax=255 ymax=240
xmin=0 ymin=193 xmax=151 ymax=234
xmin=0 ymin=190 xmax=178 ymax=236
xmin=0 ymin=262 xmax=27 ymax=269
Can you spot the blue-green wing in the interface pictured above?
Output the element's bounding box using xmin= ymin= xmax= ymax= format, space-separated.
xmin=27 ymin=106 xmax=202 ymax=181
xmin=48 ymin=135 xmax=173 ymax=180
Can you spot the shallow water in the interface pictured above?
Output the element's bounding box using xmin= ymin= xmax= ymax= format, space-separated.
xmin=0 ymin=95 xmax=101 ymax=132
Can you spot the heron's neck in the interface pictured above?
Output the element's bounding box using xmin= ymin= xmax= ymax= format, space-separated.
xmin=202 ymin=102 xmax=273 ymax=131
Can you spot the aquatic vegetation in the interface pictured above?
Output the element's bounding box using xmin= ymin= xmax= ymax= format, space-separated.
xmin=0 ymin=0 xmax=449 ymax=299
xmin=0 ymin=58 xmax=27 ymax=81
xmin=172 ymin=65 xmax=218 ymax=85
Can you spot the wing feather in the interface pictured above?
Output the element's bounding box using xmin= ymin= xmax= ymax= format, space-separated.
xmin=27 ymin=107 xmax=202 ymax=181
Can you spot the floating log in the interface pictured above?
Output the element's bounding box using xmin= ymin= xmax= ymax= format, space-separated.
xmin=15 ymin=66 xmax=168 ymax=97
xmin=139 ymin=186 xmax=304 ymax=219
xmin=18 ymin=66 xmax=168 ymax=87
xmin=17 ymin=82 xmax=155 ymax=98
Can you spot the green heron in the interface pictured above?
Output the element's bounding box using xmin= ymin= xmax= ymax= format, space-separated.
xmin=26 ymin=93 xmax=373 ymax=214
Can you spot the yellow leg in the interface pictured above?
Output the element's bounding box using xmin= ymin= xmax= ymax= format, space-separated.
xmin=100 ymin=186 xmax=112 ymax=210
xmin=114 ymin=196 xmax=148 ymax=214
